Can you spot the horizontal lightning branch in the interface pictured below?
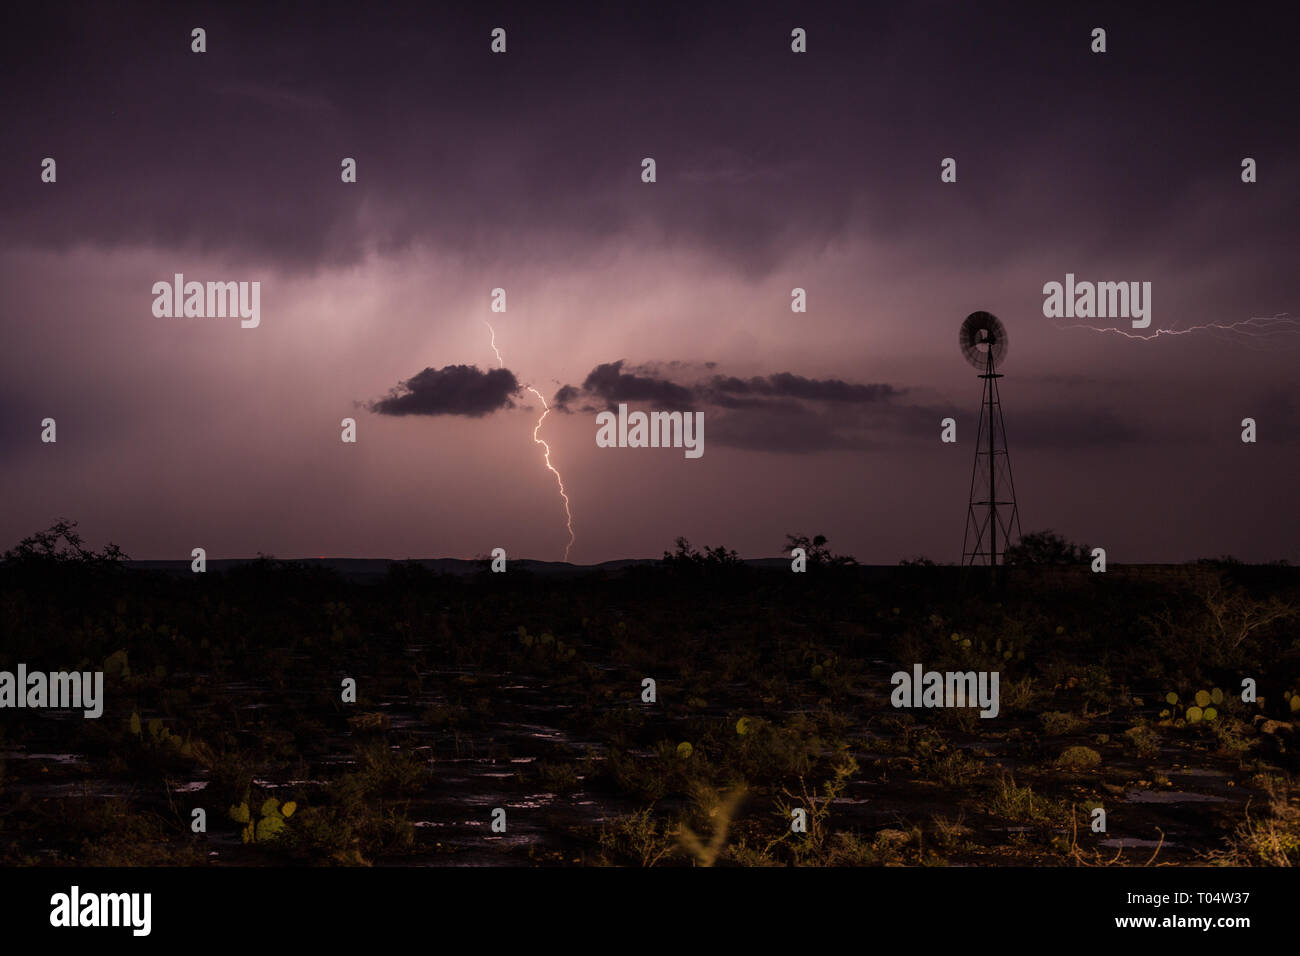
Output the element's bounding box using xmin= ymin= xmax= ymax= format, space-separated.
xmin=1056 ymin=314 xmax=1300 ymax=349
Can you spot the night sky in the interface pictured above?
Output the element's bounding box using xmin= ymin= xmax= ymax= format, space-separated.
xmin=2 ymin=1 xmax=1298 ymax=563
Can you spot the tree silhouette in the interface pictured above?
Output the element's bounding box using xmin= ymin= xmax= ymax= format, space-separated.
xmin=1003 ymin=529 xmax=1088 ymax=566
xmin=2 ymin=518 xmax=127 ymax=567
xmin=783 ymin=533 xmax=857 ymax=568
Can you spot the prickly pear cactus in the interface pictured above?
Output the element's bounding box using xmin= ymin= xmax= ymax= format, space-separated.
xmin=230 ymin=795 xmax=297 ymax=844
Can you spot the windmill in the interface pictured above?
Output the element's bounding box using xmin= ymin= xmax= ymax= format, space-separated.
xmin=959 ymin=311 xmax=1022 ymax=585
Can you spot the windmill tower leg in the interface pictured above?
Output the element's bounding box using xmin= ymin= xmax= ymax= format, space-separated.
xmin=959 ymin=312 xmax=1021 ymax=590
xmin=987 ymin=348 xmax=997 ymax=588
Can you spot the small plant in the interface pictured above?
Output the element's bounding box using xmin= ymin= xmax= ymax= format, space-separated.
xmin=925 ymin=748 xmax=985 ymax=786
xmin=1207 ymin=716 xmax=1251 ymax=754
xmin=517 ymin=626 xmax=577 ymax=661
xmin=677 ymin=783 xmax=747 ymax=867
xmin=129 ymin=712 xmax=196 ymax=757
xmin=1123 ymin=725 xmax=1160 ymax=759
xmin=989 ymin=775 xmax=1059 ymax=825
xmin=1055 ymin=746 xmax=1102 ymax=770
xmin=931 ymin=812 xmax=972 ymax=852
xmin=1040 ymin=711 xmax=1086 ymax=736
xmin=1208 ymin=778 xmax=1300 ymax=866
xmin=770 ymin=752 xmax=861 ymax=865
xmin=597 ymin=809 xmax=676 ymax=866
xmin=346 ymin=712 xmax=391 ymax=733
xmin=1164 ymin=687 xmax=1223 ymax=724
xmin=536 ymin=761 xmax=581 ymax=793
xmin=229 ymin=796 xmax=297 ymax=844
xmin=999 ymin=675 xmax=1041 ymax=712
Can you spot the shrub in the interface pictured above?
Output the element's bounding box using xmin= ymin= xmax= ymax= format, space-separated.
xmin=1123 ymin=725 xmax=1160 ymax=759
xmin=1055 ymin=746 xmax=1102 ymax=770
xmin=1041 ymin=711 xmax=1086 ymax=735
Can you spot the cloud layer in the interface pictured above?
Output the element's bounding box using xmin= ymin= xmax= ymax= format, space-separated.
xmin=369 ymin=365 xmax=520 ymax=417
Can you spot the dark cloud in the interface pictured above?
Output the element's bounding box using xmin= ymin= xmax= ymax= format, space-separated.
xmin=368 ymin=365 xmax=519 ymax=417
xmin=705 ymin=373 xmax=900 ymax=405
xmin=551 ymin=384 xmax=582 ymax=411
xmin=555 ymin=359 xmax=1165 ymax=453
xmin=559 ymin=363 xmax=903 ymax=414
xmin=555 ymin=360 xmax=931 ymax=450
xmin=575 ymin=361 xmax=697 ymax=411
xmin=4 ymin=3 xmax=1295 ymax=283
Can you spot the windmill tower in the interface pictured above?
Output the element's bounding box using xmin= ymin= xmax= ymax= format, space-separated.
xmin=959 ymin=311 xmax=1022 ymax=586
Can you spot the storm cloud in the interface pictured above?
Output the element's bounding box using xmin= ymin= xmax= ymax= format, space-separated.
xmin=554 ymin=359 xmax=1168 ymax=453
xmin=567 ymin=361 xmax=698 ymax=411
xmin=554 ymin=360 xmax=937 ymax=450
xmin=4 ymin=3 xmax=1296 ymax=287
xmin=369 ymin=365 xmax=520 ymax=417
xmin=703 ymin=373 xmax=901 ymax=407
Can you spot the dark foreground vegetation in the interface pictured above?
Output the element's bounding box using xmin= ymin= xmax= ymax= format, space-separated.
xmin=1 ymin=522 xmax=1298 ymax=866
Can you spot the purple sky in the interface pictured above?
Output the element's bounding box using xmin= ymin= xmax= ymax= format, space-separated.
xmin=2 ymin=2 xmax=1298 ymax=563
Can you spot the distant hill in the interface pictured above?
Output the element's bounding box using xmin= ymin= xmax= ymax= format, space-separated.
xmin=119 ymin=557 xmax=1297 ymax=586
xmin=124 ymin=555 xmax=803 ymax=580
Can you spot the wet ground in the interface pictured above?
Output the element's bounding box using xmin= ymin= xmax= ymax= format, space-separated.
xmin=0 ymin=650 xmax=1276 ymax=866
xmin=3 ymin=560 xmax=1296 ymax=866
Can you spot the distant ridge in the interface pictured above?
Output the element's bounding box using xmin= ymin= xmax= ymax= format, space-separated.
xmin=125 ymin=556 xmax=796 ymax=579
xmin=120 ymin=558 xmax=1294 ymax=585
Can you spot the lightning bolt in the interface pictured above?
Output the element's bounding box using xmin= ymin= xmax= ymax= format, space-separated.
xmin=1056 ymin=314 xmax=1300 ymax=349
xmin=483 ymin=321 xmax=575 ymax=561
xmin=486 ymin=321 xmax=504 ymax=367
